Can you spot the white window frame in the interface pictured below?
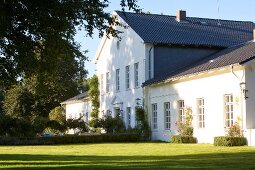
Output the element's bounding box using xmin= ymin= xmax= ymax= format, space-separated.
xmin=126 ymin=107 xmax=131 ymax=127
xmin=152 ymin=103 xmax=157 ymax=130
xmin=197 ymin=98 xmax=205 ymax=128
xmin=164 ymin=102 xmax=171 ymax=130
xmin=224 ymin=94 xmax=234 ymax=127
xmin=178 ymin=100 xmax=185 ymax=123
xmin=134 ymin=62 xmax=139 ymax=88
xmin=106 ymin=72 xmax=110 ymax=93
xmin=116 ymin=69 xmax=120 ymax=91
xmin=125 ymin=65 xmax=130 ymax=89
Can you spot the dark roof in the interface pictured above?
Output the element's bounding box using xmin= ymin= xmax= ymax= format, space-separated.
xmin=61 ymin=92 xmax=89 ymax=104
xmin=143 ymin=41 xmax=255 ymax=86
xmin=116 ymin=11 xmax=254 ymax=47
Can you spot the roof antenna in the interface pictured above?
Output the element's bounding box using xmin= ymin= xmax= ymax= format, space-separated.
xmin=217 ymin=0 xmax=221 ymax=26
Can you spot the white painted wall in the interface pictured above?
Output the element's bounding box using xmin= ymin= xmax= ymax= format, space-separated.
xmin=65 ymin=100 xmax=92 ymax=134
xmin=146 ymin=67 xmax=246 ymax=144
xmin=95 ymin=13 xmax=147 ymax=128
xmin=245 ymin=61 xmax=255 ymax=129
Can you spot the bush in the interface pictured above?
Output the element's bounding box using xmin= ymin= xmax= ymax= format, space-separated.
xmin=214 ymin=136 xmax=247 ymax=146
xmin=0 ymin=133 xmax=140 ymax=145
xmin=171 ymin=135 xmax=197 ymax=143
xmin=100 ymin=115 xmax=125 ymax=133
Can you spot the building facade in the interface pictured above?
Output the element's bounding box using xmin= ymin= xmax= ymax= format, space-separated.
xmin=95 ymin=10 xmax=255 ymax=145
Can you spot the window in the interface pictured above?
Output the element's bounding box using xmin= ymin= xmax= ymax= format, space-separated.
xmin=178 ymin=100 xmax=185 ymax=123
xmin=100 ymin=74 xmax=104 ymax=93
xmin=106 ymin=110 xmax=111 ymax=117
xmin=224 ymin=94 xmax=234 ymax=127
xmin=164 ymin=102 xmax=171 ymax=130
xmin=85 ymin=112 xmax=89 ymax=122
xmin=134 ymin=62 xmax=139 ymax=88
xmin=126 ymin=107 xmax=131 ymax=127
xmin=125 ymin=65 xmax=130 ymax=89
xmin=152 ymin=103 xmax=157 ymax=129
xmin=116 ymin=69 xmax=120 ymax=91
xmin=106 ymin=72 xmax=110 ymax=93
xmin=197 ymin=98 xmax=205 ymax=128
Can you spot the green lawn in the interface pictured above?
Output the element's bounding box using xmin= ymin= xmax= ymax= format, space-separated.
xmin=0 ymin=143 xmax=255 ymax=169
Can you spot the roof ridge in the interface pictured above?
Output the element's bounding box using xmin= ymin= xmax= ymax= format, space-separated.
xmin=115 ymin=10 xmax=254 ymax=23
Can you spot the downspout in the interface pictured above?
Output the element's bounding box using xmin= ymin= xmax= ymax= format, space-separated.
xmin=148 ymin=47 xmax=153 ymax=79
xmin=230 ymin=65 xmax=244 ymax=131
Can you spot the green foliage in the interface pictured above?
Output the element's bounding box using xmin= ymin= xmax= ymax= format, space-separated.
xmin=0 ymin=133 xmax=139 ymax=145
xmin=49 ymin=106 xmax=66 ymax=125
xmin=171 ymin=135 xmax=197 ymax=143
xmin=100 ymin=115 xmax=125 ymax=133
xmin=66 ymin=118 xmax=88 ymax=134
xmin=88 ymin=75 xmax=100 ymax=127
xmin=135 ymin=107 xmax=150 ymax=140
xmin=214 ymin=136 xmax=247 ymax=146
xmin=227 ymin=122 xmax=243 ymax=137
xmin=176 ymin=107 xmax=194 ymax=136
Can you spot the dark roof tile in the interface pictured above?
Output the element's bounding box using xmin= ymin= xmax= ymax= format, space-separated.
xmin=116 ymin=11 xmax=254 ymax=47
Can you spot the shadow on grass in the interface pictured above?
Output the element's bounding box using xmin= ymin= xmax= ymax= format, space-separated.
xmin=0 ymin=152 xmax=255 ymax=169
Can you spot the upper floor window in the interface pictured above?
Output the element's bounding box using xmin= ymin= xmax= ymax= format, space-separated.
xmin=106 ymin=72 xmax=110 ymax=93
xmin=125 ymin=65 xmax=130 ymax=89
xmin=100 ymin=74 xmax=104 ymax=93
xmin=152 ymin=103 xmax=158 ymax=130
xmin=134 ymin=62 xmax=139 ymax=88
xmin=197 ymin=98 xmax=205 ymax=128
xmin=116 ymin=69 xmax=120 ymax=91
xmin=164 ymin=102 xmax=171 ymax=130
xmin=224 ymin=94 xmax=234 ymax=127
xmin=178 ymin=100 xmax=185 ymax=123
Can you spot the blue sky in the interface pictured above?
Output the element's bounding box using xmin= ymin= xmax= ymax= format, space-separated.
xmin=75 ymin=0 xmax=255 ymax=78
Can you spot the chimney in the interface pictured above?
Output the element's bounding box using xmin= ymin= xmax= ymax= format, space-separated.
xmin=176 ymin=10 xmax=186 ymax=21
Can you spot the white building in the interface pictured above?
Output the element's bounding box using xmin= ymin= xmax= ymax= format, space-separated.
xmin=95 ymin=10 xmax=255 ymax=145
xmin=61 ymin=92 xmax=91 ymax=134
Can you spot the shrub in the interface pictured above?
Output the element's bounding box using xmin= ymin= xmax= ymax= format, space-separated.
xmin=100 ymin=115 xmax=125 ymax=133
xmin=171 ymin=135 xmax=197 ymax=143
xmin=214 ymin=136 xmax=247 ymax=146
xmin=227 ymin=122 xmax=243 ymax=137
xmin=0 ymin=133 xmax=140 ymax=145
xmin=135 ymin=107 xmax=150 ymax=140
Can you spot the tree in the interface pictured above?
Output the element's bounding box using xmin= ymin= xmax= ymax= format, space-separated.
xmin=0 ymin=0 xmax=141 ymax=90
xmin=0 ymin=0 xmax=141 ymax=136
xmin=88 ymin=75 xmax=100 ymax=128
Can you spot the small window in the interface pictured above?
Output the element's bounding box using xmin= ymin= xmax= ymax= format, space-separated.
xmin=197 ymin=98 xmax=205 ymax=128
xmin=152 ymin=103 xmax=157 ymax=129
xmin=116 ymin=69 xmax=120 ymax=91
xmin=134 ymin=62 xmax=139 ymax=88
xmin=224 ymin=94 xmax=234 ymax=127
xmin=178 ymin=100 xmax=185 ymax=123
xmin=125 ymin=65 xmax=130 ymax=89
xmin=106 ymin=72 xmax=110 ymax=93
xmin=164 ymin=102 xmax=171 ymax=130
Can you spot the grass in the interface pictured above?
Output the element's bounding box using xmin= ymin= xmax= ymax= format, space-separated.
xmin=0 ymin=143 xmax=255 ymax=169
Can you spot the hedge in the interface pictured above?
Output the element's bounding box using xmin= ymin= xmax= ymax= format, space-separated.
xmin=214 ymin=136 xmax=247 ymax=146
xmin=171 ymin=135 xmax=197 ymax=143
xmin=0 ymin=133 xmax=140 ymax=145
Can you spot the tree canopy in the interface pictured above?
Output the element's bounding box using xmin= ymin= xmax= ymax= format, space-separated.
xmin=0 ymin=0 xmax=140 ymax=136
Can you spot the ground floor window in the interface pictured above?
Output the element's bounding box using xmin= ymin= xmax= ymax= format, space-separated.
xmin=164 ymin=102 xmax=171 ymax=130
xmin=197 ymin=98 xmax=205 ymax=128
xmin=126 ymin=107 xmax=131 ymax=127
xmin=178 ymin=100 xmax=185 ymax=123
xmin=152 ymin=103 xmax=157 ymax=129
xmin=224 ymin=94 xmax=234 ymax=127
